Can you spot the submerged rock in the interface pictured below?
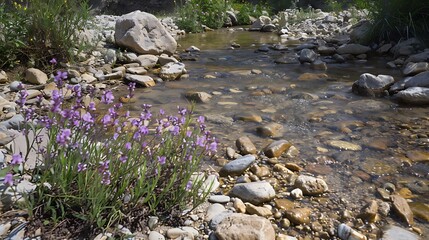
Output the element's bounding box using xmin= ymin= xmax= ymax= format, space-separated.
xmin=352 ymin=73 xmax=394 ymax=97
xmin=391 ymin=194 xmax=414 ymax=225
xmin=394 ymin=87 xmax=429 ymax=105
xmin=294 ymin=175 xmax=328 ymax=196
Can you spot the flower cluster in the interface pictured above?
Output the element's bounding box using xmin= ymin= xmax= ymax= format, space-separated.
xmin=4 ymin=68 xmax=217 ymax=228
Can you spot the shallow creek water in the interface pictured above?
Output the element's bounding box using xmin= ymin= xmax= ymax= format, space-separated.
xmin=125 ymin=29 xmax=429 ymax=234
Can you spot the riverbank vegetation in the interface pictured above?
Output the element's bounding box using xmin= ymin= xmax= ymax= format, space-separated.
xmin=0 ymin=0 xmax=91 ymax=69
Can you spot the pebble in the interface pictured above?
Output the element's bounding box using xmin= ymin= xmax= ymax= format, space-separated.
xmin=219 ymin=154 xmax=255 ymax=177
xmin=206 ymin=203 xmax=226 ymax=221
xmin=256 ymin=123 xmax=283 ymax=137
xmin=148 ymin=231 xmax=165 ymax=240
xmin=245 ymin=203 xmax=273 ymax=217
xmin=0 ymin=222 xmax=11 ymax=237
xmin=284 ymin=208 xmax=311 ymax=225
xmin=208 ymin=195 xmax=230 ymax=204
xmin=327 ymin=140 xmax=362 ymax=151
xmin=263 ymin=140 xmax=292 ymax=158
xmin=358 ymin=200 xmax=379 ymax=223
xmin=294 ymin=175 xmax=328 ymax=196
xmin=290 ymin=188 xmax=303 ymax=200
xmin=214 ymin=213 xmax=275 ymax=240
xmin=233 ymin=198 xmax=246 ymax=213
xmin=236 ymin=136 xmax=257 ymax=155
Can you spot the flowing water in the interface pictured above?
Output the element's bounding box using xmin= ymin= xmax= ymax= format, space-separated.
xmin=125 ymin=29 xmax=429 ymax=234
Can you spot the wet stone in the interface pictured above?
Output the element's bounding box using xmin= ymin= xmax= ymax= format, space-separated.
xmin=236 ymin=136 xmax=257 ymax=155
xmin=285 ymin=208 xmax=311 ymax=225
xmin=352 ymin=73 xmax=394 ymax=97
xmin=250 ymin=165 xmax=271 ymax=178
xmin=403 ymin=62 xmax=429 ymax=76
xmin=294 ymin=175 xmax=328 ymax=196
xmin=327 ymin=140 xmax=362 ymax=151
xmin=256 ymin=122 xmax=284 ymax=137
xmin=184 ymin=91 xmax=212 ymax=103
xmin=358 ymin=200 xmax=379 ymax=223
xmin=125 ymin=74 xmax=155 ymax=87
xmin=235 ymin=113 xmax=262 ymax=123
xmin=406 ymin=150 xmax=429 ymax=162
xmin=263 ymin=140 xmax=292 ymax=158
xmin=298 ymin=73 xmax=328 ymax=81
xmin=391 ymin=194 xmax=414 ymax=225
xmin=360 ymin=157 xmax=398 ymax=176
xmin=409 ymin=202 xmax=429 ymax=223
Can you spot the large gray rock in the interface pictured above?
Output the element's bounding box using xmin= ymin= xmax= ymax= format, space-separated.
xmin=405 ymin=51 xmax=429 ymax=63
xmin=403 ymin=62 xmax=429 ymax=76
xmin=219 ymin=155 xmax=256 ymax=177
xmin=230 ymin=181 xmax=275 ymax=205
xmin=299 ymin=49 xmax=317 ymax=63
xmin=394 ymin=87 xmax=429 ymax=105
xmin=214 ymin=213 xmax=275 ymax=240
xmin=337 ymin=44 xmax=370 ymax=55
xmin=159 ymin=62 xmax=186 ymax=80
xmin=352 ymin=73 xmax=395 ymax=97
xmin=404 ymin=71 xmax=429 ymax=88
xmin=294 ymin=175 xmax=328 ymax=196
xmin=115 ymin=11 xmax=177 ymax=55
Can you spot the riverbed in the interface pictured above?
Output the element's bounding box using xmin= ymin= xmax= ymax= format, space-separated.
xmin=124 ymin=28 xmax=429 ymax=236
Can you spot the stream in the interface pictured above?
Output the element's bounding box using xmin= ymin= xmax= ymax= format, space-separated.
xmin=123 ymin=28 xmax=429 ymax=236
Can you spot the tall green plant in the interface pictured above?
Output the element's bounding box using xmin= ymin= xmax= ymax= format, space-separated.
xmin=0 ymin=0 xmax=91 ymax=68
xmin=353 ymin=0 xmax=429 ymax=46
xmin=175 ymin=0 xmax=228 ymax=32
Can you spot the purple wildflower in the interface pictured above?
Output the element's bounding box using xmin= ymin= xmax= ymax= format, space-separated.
xmin=98 ymin=160 xmax=110 ymax=173
xmin=49 ymin=58 xmax=57 ymax=65
xmin=101 ymin=170 xmax=111 ymax=185
xmin=101 ymin=90 xmax=114 ymax=104
xmin=159 ymin=109 xmax=165 ymax=115
xmin=197 ymin=116 xmax=205 ymax=124
xmin=77 ymin=163 xmax=87 ymax=172
xmin=207 ymin=141 xmax=218 ymax=154
xmin=88 ymin=102 xmax=96 ymax=111
xmin=127 ymin=82 xmax=136 ymax=98
xmin=186 ymin=130 xmax=192 ymax=138
xmin=4 ymin=173 xmax=13 ymax=186
xmin=119 ymin=155 xmax=128 ymax=163
xmin=50 ymin=90 xmax=62 ymax=113
xmin=82 ymin=112 xmax=94 ymax=124
xmin=185 ymin=181 xmax=192 ymax=191
xmin=157 ymin=156 xmax=166 ymax=165
xmin=196 ymin=135 xmax=206 ymax=147
xmin=56 ymin=128 xmax=71 ymax=146
xmin=16 ymin=88 xmax=29 ymax=107
xmin=54 ymin=71 xmax=67 ymax=88
xmin=170 ymin=125 xmax=180 ymax=136
xmin=178 ymin=106 xmax=187 ymax=116
xmin=113 ymin=132 xmax=119 ymax=140
xmin=125 ymin=142 xmax=132 ymax=150
xmin=11 ymin=154 xmax=23 ymax=165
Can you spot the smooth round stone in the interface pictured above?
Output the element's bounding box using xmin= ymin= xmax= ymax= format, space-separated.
xmin=285 ymin=208 xmax=311 ymax=225
xmin=206 ymin=203 xmax=226 ymax=222
xmin=406 ymin=150 xmax=429 ymax=162
xmin=148 ymin=231 xmax=165 ymax=240
xmin=294 ymin=175 xmax=328 ymax=196
xmin=327 ymin=140 xmax=362 ymax=151
xmin=274 ymin=198 xmax=295 ymax=211
xmin=219 ymin=154 xmax=256 ymax=177
xmin=229 ymin=181 xmax=276 ymax=205
xmin=382 ymin=225 xmax=420 ymax=240
xmin=208 ymin=195 xmax=231 ymax=204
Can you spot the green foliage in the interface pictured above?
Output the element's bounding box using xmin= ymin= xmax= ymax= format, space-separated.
xmin=352 ymin=0 xmax=429 ymax=45
xmin=0 ymin=0 xmax=91 ymax=69
xmin=175 ymin=0 xmax=228 ymax=33
xmin=232 ymin=1 xmax=272 ymax=25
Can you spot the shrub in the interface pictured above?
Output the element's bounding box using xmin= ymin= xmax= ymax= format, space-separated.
xmin=0 ymin=0 xmax=91 ymax=69
xmin=3 ymin=69 xmax=217 ymax=232
xmin=175 ymin=0 xmax=228 ymax=33
xmin=350 ymin=0 xmax=429 ymax=46
xmin=232 ymin=1 xmax=272 ymax=25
